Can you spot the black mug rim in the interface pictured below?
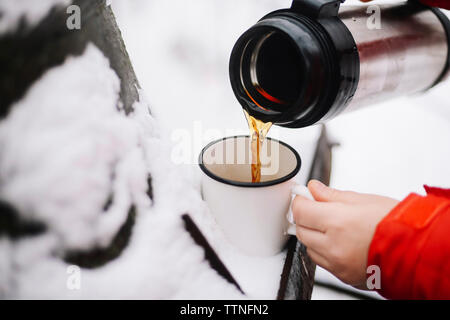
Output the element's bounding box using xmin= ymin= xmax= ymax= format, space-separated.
xmin=198 ymin=135 xmax=301 ymax=188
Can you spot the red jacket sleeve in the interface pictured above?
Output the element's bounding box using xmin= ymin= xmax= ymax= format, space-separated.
xmin=368 ymin=186 xmax=450 ymax=299
xmin=420 ymin=0 xmax=450 ymax=10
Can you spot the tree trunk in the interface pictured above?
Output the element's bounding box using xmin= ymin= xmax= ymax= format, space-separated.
xmin=0 ymin=0 xmax=139 ymax=119
xmin=0 ymin=0 xmax=143 ymax=269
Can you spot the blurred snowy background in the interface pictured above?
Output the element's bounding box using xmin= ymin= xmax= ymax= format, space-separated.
xmin=111 ymin=0 xmax=450 ymax=299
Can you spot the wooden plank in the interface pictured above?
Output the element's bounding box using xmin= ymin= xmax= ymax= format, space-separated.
xmin=277 ymin=125 xmax=336 ymax=300
xmin=182 ymin=214 xmax=244 ymax=294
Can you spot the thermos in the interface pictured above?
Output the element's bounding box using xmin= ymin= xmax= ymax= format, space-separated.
xmin=229 ymin=0 xmax=450 ymax=128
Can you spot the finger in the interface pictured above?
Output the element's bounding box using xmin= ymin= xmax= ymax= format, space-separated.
xmin=308 ymin=180 xmax=360 ymax=204
xmin=296 ymin=225 xmax=328 ymax=253
xmin=306 ymin=247 xmax=331 ymax=271
xmin=292 ymin=196 xmax=331 ymax=232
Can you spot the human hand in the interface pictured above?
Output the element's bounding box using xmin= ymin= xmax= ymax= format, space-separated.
xmin=292 ymin=180 xmax=399 ymax=289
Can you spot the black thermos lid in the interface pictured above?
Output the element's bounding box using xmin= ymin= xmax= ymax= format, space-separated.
xmin=229 ymin=0 xmax=359 ymax=128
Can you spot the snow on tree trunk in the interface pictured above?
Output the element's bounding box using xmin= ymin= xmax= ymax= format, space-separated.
xmin=0 ymin=0 xmax=139 ymax=118
xmin=0 ymin=0 xmax=244 ymax=299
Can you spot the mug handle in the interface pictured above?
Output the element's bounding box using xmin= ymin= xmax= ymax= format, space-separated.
xmin=286 ymin=184 xmax=315 ymax=235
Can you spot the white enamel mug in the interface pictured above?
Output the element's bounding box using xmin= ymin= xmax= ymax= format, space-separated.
xmin=199 ymin=136 xmax=313 ymax=256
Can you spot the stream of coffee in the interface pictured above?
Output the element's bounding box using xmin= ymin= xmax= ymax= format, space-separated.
xmin=244 ymin=110 xmax=273 ymax=183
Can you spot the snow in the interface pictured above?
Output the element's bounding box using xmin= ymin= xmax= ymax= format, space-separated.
xmin=328 ymin=95 xmax=450 ymax=200
xmin=312 ymin=284 xmax=359 ymax=300
xmin=0 ymin=44 xmax=134 ymax=251
xmin=314 ymin=267 xmax=382 ymax=299
xmin=0 ymin=0 xmax=71 ymax=34
xmin=0 ymin=44 xmax=244 ymax=299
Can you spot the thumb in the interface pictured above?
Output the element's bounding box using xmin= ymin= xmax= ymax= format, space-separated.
xmin=308 ymin=180 xmax=356 ymax=203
